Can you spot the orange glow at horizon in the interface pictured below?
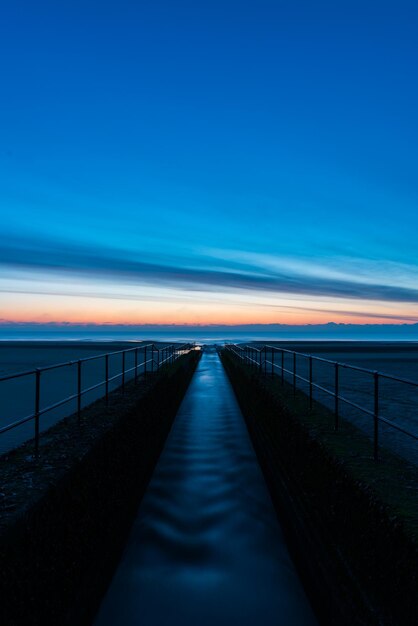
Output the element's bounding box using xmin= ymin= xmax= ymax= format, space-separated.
xmin=1 ymin=292 xmax=416 ymax=326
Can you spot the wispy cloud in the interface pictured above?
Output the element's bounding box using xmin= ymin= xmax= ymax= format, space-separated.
xmin=1 ymin=233 xmax=418 ymax=304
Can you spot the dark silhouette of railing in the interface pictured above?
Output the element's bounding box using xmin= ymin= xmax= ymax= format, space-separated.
xmin=225 ymin=344 xmax=418 ymax=461
xmin=0 ymin=343 xmax=195 ymax=456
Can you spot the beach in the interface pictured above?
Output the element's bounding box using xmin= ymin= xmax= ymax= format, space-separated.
xmin=258 ymin=342 xmax=418 ymax=465
xmin=0 ymin=341 xmax=157 ymax=454
xmin=0 ymin=340 xmax=417 ymax=463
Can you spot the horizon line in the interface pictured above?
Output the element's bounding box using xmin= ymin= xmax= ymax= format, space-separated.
xmin=1 ymin=321 xmax=418 ymax=329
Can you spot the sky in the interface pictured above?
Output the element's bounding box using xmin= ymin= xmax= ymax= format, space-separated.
xmin=1 ymin=1 xmax=418 ymax=332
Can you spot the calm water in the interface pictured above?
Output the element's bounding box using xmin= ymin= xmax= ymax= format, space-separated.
xmin=94 ymin=349 xmax=317 ymax=626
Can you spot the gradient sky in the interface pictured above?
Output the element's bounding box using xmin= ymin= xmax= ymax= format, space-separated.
xmin=1 ymin=1 xmax=418 ymax=327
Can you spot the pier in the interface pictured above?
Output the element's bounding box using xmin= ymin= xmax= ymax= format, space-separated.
xmin=0 ymin=342 xmax=417 ymax=625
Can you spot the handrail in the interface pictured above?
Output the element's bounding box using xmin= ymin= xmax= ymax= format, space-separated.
xmin=263 ymin=344 xmax=418 ymax=386
xmin=0 ymin=343 xmax=156 ymax=382
xmin=224 ymin=343 xmax=418 ymax=461
xmin=0 ymin=342 xmax=195 ymax=456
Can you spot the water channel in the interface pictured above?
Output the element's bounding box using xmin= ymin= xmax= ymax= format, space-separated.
xmin=94 ymin=348 xmax=317 ymax=625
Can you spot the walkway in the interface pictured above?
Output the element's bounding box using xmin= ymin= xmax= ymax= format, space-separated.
xmin=94 ymin=349 xmax=317 ymax=625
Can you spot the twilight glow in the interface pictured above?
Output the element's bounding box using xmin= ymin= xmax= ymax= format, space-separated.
xmin=1 ymin=2 xmax=417 ymax=331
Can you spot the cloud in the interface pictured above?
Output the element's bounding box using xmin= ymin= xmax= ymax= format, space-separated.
xmin=260 ymin=302 xmax=418 ymax=322
xmin=1 ymin=233 xmax=418 ymax=304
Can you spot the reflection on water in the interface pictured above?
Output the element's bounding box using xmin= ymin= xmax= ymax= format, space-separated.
xmin=94 ymin=349 xmax=317 ymax=626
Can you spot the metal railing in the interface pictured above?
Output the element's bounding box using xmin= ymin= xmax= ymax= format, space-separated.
xmin=225 ymin=344 xmax=418 ymax=461
xmin=0 ymin=342 xmax=195 ymax=456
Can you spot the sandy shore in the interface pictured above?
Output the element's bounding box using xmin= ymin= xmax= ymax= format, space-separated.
xmin=0 ymin=341 xmax=164 ymax=455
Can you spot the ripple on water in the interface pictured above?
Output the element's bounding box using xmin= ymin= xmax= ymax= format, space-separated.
xmin=94 ymin=350 xmax=317 ymax=626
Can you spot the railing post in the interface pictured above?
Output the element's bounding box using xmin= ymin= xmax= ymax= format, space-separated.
xmin=281 ymin=350 xmax=284 ymax=384
xmin=309 ymin=356 xmax=313 ymax=410
xmin=271 ymin=348 xmax=274 ymax=378
xmin=264 ymin=347 xmax=267 ymax=376
xmin=77 ymin=360 xmax=82 ymax=423
xmin=293 ymin=352 xmax=296 ymax=396
xmin=374 ymin=372 xmax=379 ymax=461
xmin=122 ymin=351 xmax=125 ymax=392
xmin=105 ymin=354 xmax=109 ymax=403
xmin=157 ymin=348 xmax=160 ymax=371
xmin=34 ymin=369 xmax=40 ymax=457
xmin=135 ymin=348 xmax=138 ymax=382
xmin=334 ymin=363 xmax=339 ymax=430
xmin=144 ymin=345 xmax=147 ymax=379
xmin=151 ymin=345 xmax=154 ymax=373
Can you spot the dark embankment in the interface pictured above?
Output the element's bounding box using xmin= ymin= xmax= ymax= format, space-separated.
xmin=220 ymin=349 xmax=418 ymax=626
xmin=0 ymin=349 xmax=200 ymax=626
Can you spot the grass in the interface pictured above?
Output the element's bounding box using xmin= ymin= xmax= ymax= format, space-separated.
xmin=265 ymin=372 xmax=418 ymax=540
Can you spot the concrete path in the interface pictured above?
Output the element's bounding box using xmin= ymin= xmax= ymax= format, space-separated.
xmin=94 ymin=349 xmax=317 ymax=625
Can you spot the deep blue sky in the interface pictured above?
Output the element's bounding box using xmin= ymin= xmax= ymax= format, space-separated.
xmin=1 ymin=1 xmax=417 ymax=327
